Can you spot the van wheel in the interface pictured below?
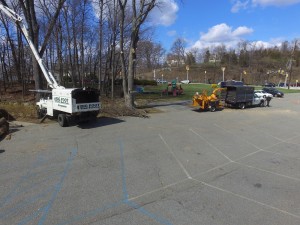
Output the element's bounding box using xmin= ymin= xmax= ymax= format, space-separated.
xmin=239 ymin=103 xmax=245 ymax=109
xmin=58 ymin=114 xmax=68 ymax=127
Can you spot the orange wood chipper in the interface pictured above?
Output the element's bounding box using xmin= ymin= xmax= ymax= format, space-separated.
xmin=192 ymin=87 xmax=226 ymax=112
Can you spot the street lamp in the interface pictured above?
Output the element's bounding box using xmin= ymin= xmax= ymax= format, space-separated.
xmin=221 ymin=67 xmax=226 ymax=82
xmin=161 ymin=74 xmax=164 ymax=84
xmin=186 ymin=65 xmax=190 ymax=81
xmin=240 ymin=70 xmax=246 ymax=81
xmin=204 ymin=71 xmax=207 ymax=84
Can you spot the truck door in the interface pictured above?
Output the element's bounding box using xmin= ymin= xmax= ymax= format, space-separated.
xmin=252 ymin=94 xmax=261 ymax=105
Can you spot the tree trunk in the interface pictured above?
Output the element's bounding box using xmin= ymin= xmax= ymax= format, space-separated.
xmin=98 ymin=0 xmax=104 ymax=93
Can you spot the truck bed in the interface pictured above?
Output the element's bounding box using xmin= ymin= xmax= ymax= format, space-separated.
xmin=225 ymin=86 xmax=254 ymax=104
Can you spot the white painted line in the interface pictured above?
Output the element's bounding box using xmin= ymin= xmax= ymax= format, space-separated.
xmin=159 ymin=134 xmax=192 ymax=179
xmin=190 ymin=128 xmax=234 ymax=163
xmin=192 ymin=178 xmax=300 ymax=220
xmin=193 ymin=161 xmax=234 ymax=178
xmin=234 ymin=161 xmax=300 ymax=182
xmin=128 ymin=178 xmax=191 ymax=201
xmin=215 ymin=123 xmax=300 ymax=152
xmin=190 ymin=125 xmax=300 ymax=182
xmin=213 ymin=123 xmax=300 ymax=161
xmin=214 ymin=123 xmax=265 ymax=151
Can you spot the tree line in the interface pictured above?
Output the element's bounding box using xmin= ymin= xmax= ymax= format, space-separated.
xmin=0 ymin=0 xmax=161 ymax=107
xmin=0 ymin=0 xmax=299 ymax=107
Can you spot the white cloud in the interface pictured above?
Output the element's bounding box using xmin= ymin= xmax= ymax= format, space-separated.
xmin=252 ymin=0 xmax=300 ymax=6
xmin=91 ymin=0 xmax=178 ymax=27
xmin=167 ymin=30 xmax=177 ymax=36
xmin=200 ymin=23 xmax=253 ymax=43
xmin=231 ymin=0 xmax=250 ymax=13
xmin=231 ymin=0 xmax=300 ymax=12
xmin=191 ymin=23 xmax=261 ymax=50
xmin=190 ymin=24 xmax=283 ymax=51
xmin=232 ymin=26 xmax=254 ymax=36
xmin=149 ymin=0 xmax=179 ymax=26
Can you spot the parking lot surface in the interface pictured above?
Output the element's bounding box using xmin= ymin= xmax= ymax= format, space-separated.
xmin=1 ymin=94 xmax=300 ymax=225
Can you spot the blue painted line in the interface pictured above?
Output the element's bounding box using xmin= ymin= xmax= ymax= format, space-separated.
xmin=56 ymin=201 xmax=123 ymax=225
xmin=13 ymin=171 xmax=64 ymax=198
xmin=17 ymin=205 xmax=47 ymax=225
xmin=24 ymin=149 xmax=68 ymax=180
xmin=118 ymin=139 xmax=173 ymax=225
xmin=0 ymin=186 xmax=54 ymax=219
xmin=119 ymin=140 xmax=129 ymax=201
xmin=126 ymin=201 xmax=173 ymax=225
xmin=0 ymin=153 xmax=47 ymax=208
xmin=38 ymin=148 xmax=77 ymax=225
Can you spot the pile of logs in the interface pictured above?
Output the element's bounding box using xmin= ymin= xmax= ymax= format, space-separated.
xmin=0 ymin=108 xmax=10 ymax=138
xmin=0 ymin=117 xmax=9 ymax=137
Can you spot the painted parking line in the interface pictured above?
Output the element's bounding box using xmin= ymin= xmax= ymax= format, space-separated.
xmin=159 ymin=134 xmax=192 ymax=179
xmin=0 ymin=153 xmax=47 ymax=208
xmin=0 ymin=149 xmax=77 ymax=225
xmin=37 ymin=148 xmax=77 ymax=225
xmin=57 ymin=140 xmax=174 ymax=225
xmin=119 ymin=139 xmax=174 ymax=225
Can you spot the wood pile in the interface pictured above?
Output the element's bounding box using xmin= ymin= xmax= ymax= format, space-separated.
xmin=0 ymin=117 xmax=9 ymax=137
xmin=0 ymin=109 xmax=10 ymax=138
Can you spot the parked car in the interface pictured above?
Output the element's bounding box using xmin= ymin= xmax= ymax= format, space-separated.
xmin=180 ymin=80 xmax=190 ymax=84
xmin=278 ymin=82 xmax=288 ymax=87
xmin=263 ymin=82 xmax=276 ymax=87
xmin=254 ymin=90 xmax=273 ymax=98
xmin=219 ymin=80 xmax=243 ymax=88
xmin=289 ymin=83 xmax=300 ymax=87
xmin=262 ymin=87 xmax=284 ymax=97
xmin=157 ymin=79 xmax=167 ymax=84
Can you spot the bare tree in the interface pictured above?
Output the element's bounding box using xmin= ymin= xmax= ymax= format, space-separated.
xmin=118 ymin=0 xmax=156 ymax=108
xmin=0 ymin=2 xmax=23 ymax=83
xmin=287 ymin=39 xmax=299 ymax=89
xmin=170 ymin=37 xmax=186 ymax=66
xmin=136 ymin=40 xmax=165 ymax=72
xmin=18 ymin=0 xmax=66 ymax=99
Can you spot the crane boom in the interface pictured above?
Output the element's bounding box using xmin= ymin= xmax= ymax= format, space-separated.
xmin=0 ymin=3 xmax=100 ymax=127
xmin=0 ymin=3 xmax=63 ymax=89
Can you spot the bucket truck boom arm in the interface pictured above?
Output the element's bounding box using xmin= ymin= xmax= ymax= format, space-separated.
xmin=0 ymin=3 xmax=63 ymax=89
xmin=0 ymin=2 xmax=100 ymax=127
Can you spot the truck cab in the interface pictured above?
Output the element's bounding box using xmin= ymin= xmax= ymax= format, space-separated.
xmin=252 ymin=94 xmax=266 ymax=106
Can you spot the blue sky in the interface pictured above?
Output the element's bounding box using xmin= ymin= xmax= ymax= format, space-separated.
xmin=150 ymin=0 xmax=300 ymax=51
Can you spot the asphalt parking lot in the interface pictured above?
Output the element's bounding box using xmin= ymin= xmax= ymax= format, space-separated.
xmin=1 ymin=94 xmax=300 ymax=225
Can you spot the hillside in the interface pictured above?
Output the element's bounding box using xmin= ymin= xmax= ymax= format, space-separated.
xmin=137 ymin=64 xmax=300 ymax=85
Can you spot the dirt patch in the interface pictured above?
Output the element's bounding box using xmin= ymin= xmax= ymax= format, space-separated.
xmin=0 ymin=84 xmax=166 ymax=123
xmin=0 ymin=96 xmax=154 ymax=124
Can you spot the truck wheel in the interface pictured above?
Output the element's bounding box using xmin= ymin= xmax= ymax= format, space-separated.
xmin=58 ymin=114 xmax=68 ymax=127
xmin=239 ymin=103 xmax=245 ymax=109
xmin=37 ymin=108 xmax=46 ymax=119
xmin=210 ymin=106 xmax=216 ymax=112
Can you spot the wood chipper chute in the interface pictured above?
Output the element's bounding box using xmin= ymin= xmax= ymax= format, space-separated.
xmin=192 ymin=87 xmax=226 ymax=112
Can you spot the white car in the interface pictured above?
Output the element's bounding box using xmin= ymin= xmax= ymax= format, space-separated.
xmin=254 ymin=90 xmax=273 ymax=98
xmin=180 ymin=80 xmax=190 ymax=84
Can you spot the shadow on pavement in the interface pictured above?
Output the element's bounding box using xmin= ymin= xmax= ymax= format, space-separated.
xmin=77 ymin=117 xmax=124 ymax=129
xmin=144 ymin=100 xmax=192 ymax=108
